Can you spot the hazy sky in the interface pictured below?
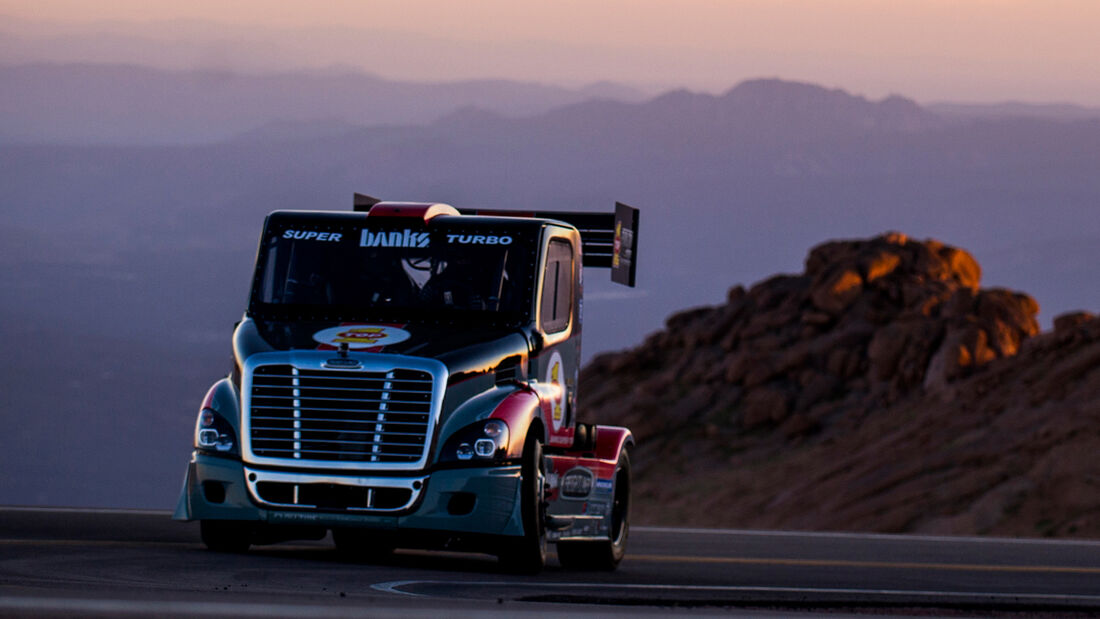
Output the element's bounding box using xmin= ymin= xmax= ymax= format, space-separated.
xmin=3 ymin=0 xmax=1099 ymax=103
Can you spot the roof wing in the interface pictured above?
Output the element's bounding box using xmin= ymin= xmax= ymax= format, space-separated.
xmin=458 ymin=203 xmax=639 ymax=287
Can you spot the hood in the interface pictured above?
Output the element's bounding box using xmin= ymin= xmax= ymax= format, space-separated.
xmin=238 ymin=318 xmax=530 ymax=379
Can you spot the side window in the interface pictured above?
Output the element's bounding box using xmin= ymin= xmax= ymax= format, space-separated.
xmin=539 ymin=239 xmax=573 ymax=333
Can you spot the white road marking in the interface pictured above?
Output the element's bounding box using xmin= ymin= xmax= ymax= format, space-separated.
xmin=0 ymin=595 xmax=716 ymax=618
xmin=371 ymin=580 xmax=428 ymax=597
xmin=0 ymin=596 xmax=388 ymax=618
xmin=371 ymin=579 xmax=1100 ymax=605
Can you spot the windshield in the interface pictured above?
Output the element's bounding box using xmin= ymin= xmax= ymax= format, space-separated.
xmin=249 ymin=221 xmax=537 ymax=324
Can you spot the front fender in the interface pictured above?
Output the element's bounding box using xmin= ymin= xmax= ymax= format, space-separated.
xmin=488 ymin=389 xmax=543 ymax=459
xmin=432 ymin=385 xmax=545 ymax=463
xmin=432 ymin=386 xmax=516 ymax=462
xmin=201 ymin=377 xmax=241 ymax=438
xmin=176 ymin=378 xmax=240 ymax=520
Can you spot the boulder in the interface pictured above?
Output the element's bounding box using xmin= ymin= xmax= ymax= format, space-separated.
xmin=940 ymin=246 xmax=982 ymax=290
xmin=741 ymin=386 xmax=791 ymax=429
xmin=861 ymin=249 xmax=902 ymax=283
xmin=1054 ymin=311 xmax=1095 ymax=333
xmin=811 ymin=268 xmax=863 ymax=315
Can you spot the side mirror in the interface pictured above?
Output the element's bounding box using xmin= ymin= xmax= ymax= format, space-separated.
xmin=528 ymin=331 xmax=545 ymax=355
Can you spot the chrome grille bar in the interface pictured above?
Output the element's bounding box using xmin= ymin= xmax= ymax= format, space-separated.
xmin=292 ymin=367 xmax=301 ymax=459
xmin=372 ymin=371 xmax=392 ymax=462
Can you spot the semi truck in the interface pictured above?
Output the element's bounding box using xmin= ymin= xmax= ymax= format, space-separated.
xmin=174 ymin=194 xmax=639 ymax=572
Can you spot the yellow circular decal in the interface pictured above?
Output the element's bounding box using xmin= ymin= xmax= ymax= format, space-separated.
xmin=545 ymin=350 xmax=565 ymax=431
xmin=312 ymin=325 xmax=411 ymax=350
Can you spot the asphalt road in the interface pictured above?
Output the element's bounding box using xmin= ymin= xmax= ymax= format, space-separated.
xmin=2 ymin=507 xmax=1100 ymax=617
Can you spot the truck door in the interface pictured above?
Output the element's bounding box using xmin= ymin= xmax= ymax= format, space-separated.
xmin=536 ymin=235 xmax=580 ymax=448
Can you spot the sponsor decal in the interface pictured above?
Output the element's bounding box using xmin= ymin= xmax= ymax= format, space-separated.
xmin=612 ymin=221 xmax=622 ymax=268
xmin=268 ymin=511 xmax=374 ymax=525
xmin=561 ymin=467 xmax=594 ymax=498
xmin=594 ymin=478 xmax=613 ymax=494
xmin=611 ymin=202 xmax=637 ymax=286
xmin=283 ymin=230 xmax=343 ymax=242
xmin=360 ymin=229 xmax=430 ymax=248
xmin=545 ymin=350 xmax=565 ymax=431
xmin=268 ymin=512 xmax=323 ymax=523
xmin=313 ymin=324 xmax=411 ymax=351
xmin=446 ymin=234 xmax=513 ymax=245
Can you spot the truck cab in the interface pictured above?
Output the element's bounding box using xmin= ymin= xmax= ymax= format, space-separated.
xmin=174 ymin=196 xmax=639 ymax=572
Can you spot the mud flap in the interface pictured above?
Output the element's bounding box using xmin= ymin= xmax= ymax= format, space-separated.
xmin=172 ymin=461 xmax=196 ymax=521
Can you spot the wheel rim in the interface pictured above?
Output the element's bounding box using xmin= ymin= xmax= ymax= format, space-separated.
xmin=535 ymin=443 xmax=547 ymax=552
xmin=610 ymin=463 xmax=629 ymax=546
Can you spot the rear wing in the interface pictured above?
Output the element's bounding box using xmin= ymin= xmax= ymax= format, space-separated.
xmin=354 ymin=193 xmax=639 ymax=287
xmin=458 ymin=203 xmax=639 ymax=287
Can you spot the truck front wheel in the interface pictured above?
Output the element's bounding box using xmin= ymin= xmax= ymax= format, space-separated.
xmin=557 ymin=448 xmax=630 ymax=570
xmin=498 ymin=433 xmax=547 ymax=573
xmin=200 ymin=520 xmax=252 ymax=553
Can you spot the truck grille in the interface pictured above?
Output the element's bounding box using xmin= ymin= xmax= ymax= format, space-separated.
xmin=255 ymin=481 xmax=412 ymax=510
xmin=248 ymin=365 xmax=434 ymax=463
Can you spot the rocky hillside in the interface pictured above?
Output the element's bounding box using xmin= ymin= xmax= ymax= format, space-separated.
xmin=582 ymin=233 xmax=1100 ymax=537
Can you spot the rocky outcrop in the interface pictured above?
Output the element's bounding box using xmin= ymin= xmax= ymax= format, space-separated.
xmin=584 ymin=233 xmax=1038 ymax=441
xmin=581 ymin=234 xmax=1100 ymax=537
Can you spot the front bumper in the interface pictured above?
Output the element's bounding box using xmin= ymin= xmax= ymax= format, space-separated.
xmin=174 ymin=452 xmax=524 ymax=537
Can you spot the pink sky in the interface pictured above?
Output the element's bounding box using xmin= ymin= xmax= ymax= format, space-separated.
xmin=3 ymin=0 xmax=1099 ymax=103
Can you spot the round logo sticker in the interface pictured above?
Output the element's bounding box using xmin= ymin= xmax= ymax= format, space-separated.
xmin=312 ymin=325 xmax=411 ymax=350
xmin=545 ymin=350 xmax=566 ymax=431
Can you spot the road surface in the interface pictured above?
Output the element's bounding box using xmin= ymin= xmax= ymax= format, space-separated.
xmin=2 ymin=507 xmax=1099 ymax=616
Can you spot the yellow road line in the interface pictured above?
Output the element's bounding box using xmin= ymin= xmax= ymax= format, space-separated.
xmin=4 ymin=539 xmax=1098 ymax=576
xmin=627 ymin=554 xmax=1100 ymax=575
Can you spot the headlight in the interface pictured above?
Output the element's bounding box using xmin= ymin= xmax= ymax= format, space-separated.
xmin=441 ymin=419 xmax=509 ymax=464
xmin=194 ymin=407 xmax=238 ymax=454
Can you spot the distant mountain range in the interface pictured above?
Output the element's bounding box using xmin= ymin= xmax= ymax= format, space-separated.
xmin=3 ymin=63 xmax=1099 ymax=146
xmin=928 ymin=101 xmax=1100 ymax=122
xmin=3 ymin=72 xmax=1100 ymax=509
xmin=0 ymin=63 xmax=648 ymax=144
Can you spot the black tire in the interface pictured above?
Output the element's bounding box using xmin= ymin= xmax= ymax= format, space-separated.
xmin=499 ymin=432 xmax=547 ymax=573
xmin=200 ymin=520 xmax=253 ymax=553
xmin=557 ymin=448 xmax=630 ymax=571
xmin=332 ymin=528 xmax=394 ymax=561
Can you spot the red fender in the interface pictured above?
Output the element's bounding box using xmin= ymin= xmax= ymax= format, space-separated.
xmin=489 ymin=389 xmax=543 ymax=459
xmin=200 ymin=381 xmax=220 ymax=411
xmin=526 ymin=379 xmax=574 ymax=448
xmin=592 ymin=426 xmax=634 ymax=462
xmin=544 ymin=426 xmax=633 ymax=503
